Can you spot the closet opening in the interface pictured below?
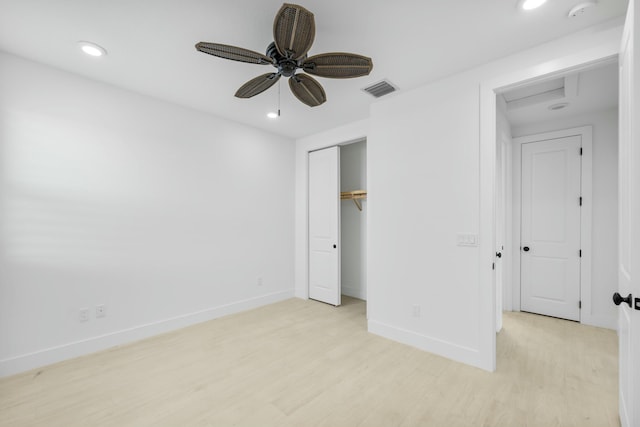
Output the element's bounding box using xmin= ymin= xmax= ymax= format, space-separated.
xmin=308 ymin=139 xmax=367 ymax=311
xmin=339 ymin=140 xmax=367 ymax=303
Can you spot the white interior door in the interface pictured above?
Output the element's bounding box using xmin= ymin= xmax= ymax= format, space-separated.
xmin=308 ymin=146 xmax=341 ymax=306
xmin=616 ymin=2 xmax=639 ymax=425
xmin=520 ymin=135 xmax=581 ymax=321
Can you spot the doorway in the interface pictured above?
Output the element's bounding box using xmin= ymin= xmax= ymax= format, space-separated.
xmin=495 ymin=60 xmax=619 ymax=329
xmin=339 ymin=141 xmax=367 ymax=301
xmin=308 ymin=139 xmax=367 ymax=307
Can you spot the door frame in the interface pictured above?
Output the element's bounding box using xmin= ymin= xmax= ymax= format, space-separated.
xmin=293 ymin=124 xmax=367 ymax=302
xmin=479 ymin=45 xmax=619 ymax=370
xmin=511 ymin=127 xmax=593 ymax=322
xmin=307 ymin=139 xmax=366 ymax=303
xmin=496 ymin=106 xmax=514 ymax=318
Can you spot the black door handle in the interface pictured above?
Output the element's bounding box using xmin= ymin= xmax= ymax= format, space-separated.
xmin=613 ymin=292 xmax=632 ymax=308
xmin=496 ymin=252 xmax=502 ymax=258
xmin=522 ymin=246 xmax=530 ymax=252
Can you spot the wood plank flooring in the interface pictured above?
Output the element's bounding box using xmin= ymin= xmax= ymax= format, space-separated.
xmin=0 ymin=297 xmax=618 ymax=427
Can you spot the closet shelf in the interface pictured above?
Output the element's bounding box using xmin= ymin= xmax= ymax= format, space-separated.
xmin=340 ymin=190 xmax=367 ymax=211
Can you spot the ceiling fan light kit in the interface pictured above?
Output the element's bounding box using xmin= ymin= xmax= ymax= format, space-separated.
xmin=195 ymin=3 xmax=373 ymax=108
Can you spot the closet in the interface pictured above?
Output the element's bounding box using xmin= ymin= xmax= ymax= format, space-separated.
xmin=308 ymin=140 xmax=367 ymax=306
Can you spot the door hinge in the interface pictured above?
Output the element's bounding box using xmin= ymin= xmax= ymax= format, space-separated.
xmin=579 ymin=249 xmax=582 ymax=257
xmin=580 ymin=147 xmax=583 ymax=155
xmin=579 ymin=196 xmax=583 ymax=206
xmin=579 ymin=300 xmax=582 ymax=309
xmin=492 ymin=262 xmax=495 ymax=270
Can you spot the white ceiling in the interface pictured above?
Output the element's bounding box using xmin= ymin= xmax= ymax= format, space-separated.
xmin=0 ymin=0 xmax=629 ymax=139
xmin=502 ymin=60 xmax=619 ymax=127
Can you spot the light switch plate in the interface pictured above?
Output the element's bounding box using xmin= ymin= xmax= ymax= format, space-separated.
xmin=457 ymin=233 xmax=479 ymax=247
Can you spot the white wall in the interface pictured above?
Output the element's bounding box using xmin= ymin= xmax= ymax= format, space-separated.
xmin=0 ymin=52 xmax=296 ymax=376
xmin=340 ymin=141 xmax=367 ymax=300
xmin=368 ymin=74 xmax=485 ymax=365
xmin=511 ymin=109 xmax=619 ymax=329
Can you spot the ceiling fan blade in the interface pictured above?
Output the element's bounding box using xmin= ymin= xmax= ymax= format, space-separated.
xmin=302 ymin=53 xmax=373 ymax=79
xmin=195 ymin=42 xmax=273 ymax=65
xmin=289 ymin=74 xmax=326 ymax=107
xmin=235 ymin=73 xmax=281 ymax=98
xmin=273 ymin=3 xmax=315 ymax=61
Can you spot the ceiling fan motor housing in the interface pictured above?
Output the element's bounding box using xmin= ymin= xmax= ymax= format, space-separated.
xmin=266 ymin=41 xmax=304 ymax=77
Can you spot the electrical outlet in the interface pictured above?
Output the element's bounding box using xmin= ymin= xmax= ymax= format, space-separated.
xmin=257 ymin=277 xmax=263 ymax=286
xmin=412 ymin=305 xmax=421 ymax=318
xmin=79 ymin=308 xmax=90 ymax=322
xmin=96 ymin=304 xmax=106 ymax=318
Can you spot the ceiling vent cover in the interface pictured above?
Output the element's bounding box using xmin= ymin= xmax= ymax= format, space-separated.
xmin=362 ymin=79 xmax=397 ymax=98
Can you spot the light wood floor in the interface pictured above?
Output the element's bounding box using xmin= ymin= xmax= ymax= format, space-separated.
xmin=0 ymin=297 xmax=618 ymax=427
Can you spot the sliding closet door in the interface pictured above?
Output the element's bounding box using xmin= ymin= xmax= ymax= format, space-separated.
xmin=308 ymin=146 xmax=341 ymax=306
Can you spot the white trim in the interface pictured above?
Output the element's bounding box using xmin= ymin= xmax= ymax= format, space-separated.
xmin=479 ymin=47 xmax=619 ymax=371
xmin=479 ymin=85 xmax=498 ymax=371
xmin=342 ymin=285 xmax=367 ymax=301
xmin=512 ymin=137 xmax=523 ymax=311
xmin=367 ymin=320 xmax=482 ymax=369
xmin=586 ymin=314 xmax=618 ymax=330
xmin=505 ymin=139 xmax=514 ymax=312
xmin=0 ymin=290 xmax=294 ymax=378
xmin=512 ymin=127 xmax=593 ymax=324
xmin=495 ymin=108 xmax=512 ymax=330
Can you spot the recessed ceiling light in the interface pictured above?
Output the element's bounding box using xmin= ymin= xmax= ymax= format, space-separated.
xmin=548 ymin=102 xmax=569 ymax=110
xmin=78 ymin=41 xmax=107 ymax=57
xmin=520 ymin=0 xmax=547 ymax=10
xmin=267 ymin=112 xmax=279 ymax=119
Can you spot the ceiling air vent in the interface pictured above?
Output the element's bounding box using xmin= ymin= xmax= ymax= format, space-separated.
xmin=362 ymin=79 xmax=397 ymax=98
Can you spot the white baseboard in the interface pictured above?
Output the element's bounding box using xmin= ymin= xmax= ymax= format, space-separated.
xmin=506 ymin=309 xmax=617 ymax=331
xmin=341 ymin=285 xmax=366 ymax=301
xmin=0 ymin=290 xmax=294 ymax=378
xmin=367 ymin=320 xmax=483 ymax=369
xmin=581 ymin=313 xmax=617 ymax=330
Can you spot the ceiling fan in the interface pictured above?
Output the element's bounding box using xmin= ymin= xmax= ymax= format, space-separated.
xmin=195 ymin=3 xmax=373 ymax=107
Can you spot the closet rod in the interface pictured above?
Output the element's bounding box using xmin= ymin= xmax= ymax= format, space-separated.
xmin=340 ymin=190 xmax=367 ymax=211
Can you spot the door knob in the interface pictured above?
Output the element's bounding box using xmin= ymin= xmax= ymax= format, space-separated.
xmin=496 ymin=252 xmax=502 ymax=258
xmin=522 ymin=246 xmax=530 ymax=252
xmin=613 ymin=292 xmax=632 ymax=308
